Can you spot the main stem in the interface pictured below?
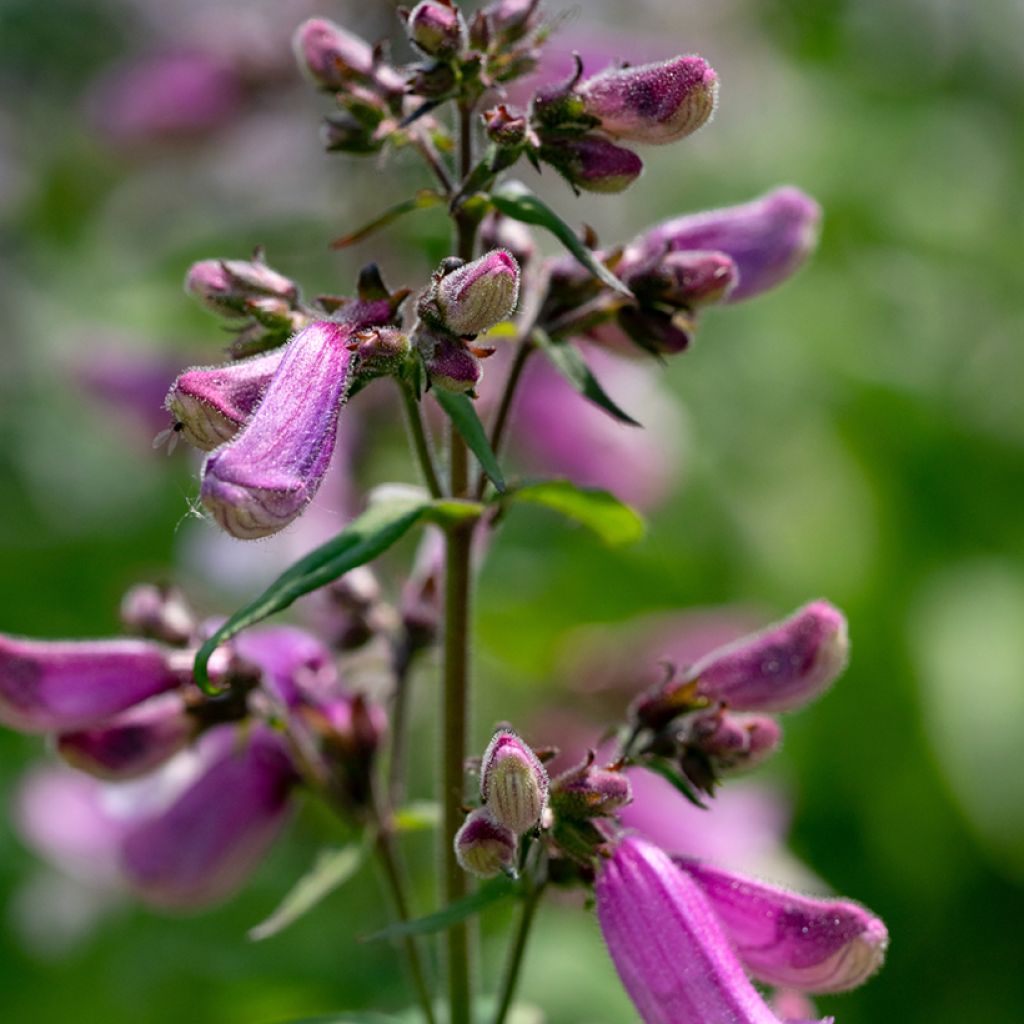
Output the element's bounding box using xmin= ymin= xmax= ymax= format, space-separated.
xmin=441 ymin=98 xmax=478 ymax=1024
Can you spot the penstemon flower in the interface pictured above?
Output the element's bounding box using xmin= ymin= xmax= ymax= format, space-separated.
xmin=3 ymin=4 xmax=889 ymax=1023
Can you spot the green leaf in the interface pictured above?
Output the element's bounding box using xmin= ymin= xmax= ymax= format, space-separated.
xmin=249 ymin=843 xmax=366 ymax=942
xmin=393 ymin=801 xmax=441 ymax=833
xmin=644 ymin=758 xmax=709 ymax=810
xmin=272 ymin=1015 xmax=405 ymax=1024
xmin=491 ymin=180 xmax=632 ymax=297
xmin=504 ymin=480 xmax=645 ymax=547
xmin=532 ymin=328 xmax=642 ymax=426
xmin=363 ymin=877 xmax=518 ymax=943
xmin=432 ymin=389 xmax=506 ymax=493
xmin=423 ymin=499 xmax=486 ymax=527
xmin=193 ymin=493 xmax=429 ymax=693
xmin=329 ymin=190 xmax=444 ymax=249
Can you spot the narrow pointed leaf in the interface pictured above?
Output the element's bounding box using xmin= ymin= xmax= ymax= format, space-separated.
xmin=274 ymin=1015 xmax=405 ymax=1024
xmin=330 ymin=190 xmax=444 ymax=250
xmin=433 ymin=389 xmax=506 ymax=493
xmin=363 ymin=877 xmax=517 ymax=943
xmin=491 ymin=180 xmax=631 ymax=296
xmin=532 ymin=328 xmax=641 ymax=426
xmin=194 ymin=494 xmax=429 ymax=692
xmin=643 ymin=758 xmax=709 ymax=810
xmin=249 ymin=843 xmax=366 ymax=942
xmin=504 ymin=480 xmax=645 ymax=547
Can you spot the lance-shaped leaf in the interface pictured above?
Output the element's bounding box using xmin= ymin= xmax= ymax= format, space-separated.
xmin=329 ymin=190 xmax=445 ymax=250
xmin=249 ymin=842 xmax=366 ymax=942
xmin=502 ymin=480 xmax=645 ymax=547
xmin=363 ymin=876 xmax=518 ymax=943
xmin=193 ymin=493 xmax=430 ymax=692
xmin=492 ymin=180 xmax=631 ymax=296
xmin=433 ymin=389 xmax=506 ymax=493
xmin=532 ymin=328 xmax=641 ymax=426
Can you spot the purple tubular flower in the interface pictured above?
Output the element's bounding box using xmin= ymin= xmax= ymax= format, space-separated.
xmin=200 ymin=321 xmax=355 ymax=539
xmin=232 ymin=624 xmax=338 ymax=706
xmin=541 ymin=136 xmax=643 ymax=194
xmin=120 ymin=725 xmax=297 ymax=909
xmin=687 ymin=601 xmax=849 ymax=712
xmin=436 ymin=249 xmax=521 ymax=337
xmin=292 ymin=18 xmax=374 ymax=90
xmin=626 ymin=188 xmax=821 ymax=303
xmin=596 ymin=836 xmax=833 ymax=1024
xmin=56 ymin=693 xmax=196 ymax=780
xmin=164 ymin=348 xmax=284 ymax=451
xmin=676 ymin=858 xmax=889 ymax=993
xmin=0 ymin=636 xmax=188 ymax=733
xmin=578 ymin=55 xmax=718 ymax=145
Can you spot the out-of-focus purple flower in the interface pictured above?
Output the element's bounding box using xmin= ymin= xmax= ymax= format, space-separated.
xmin=626 ymin=250 xmax=738 ymax=308
xmin=540 ymin=136 xmax=643 ymax=194
xmin=506 ymin=344 xmax=686 ymax=510
xmin=119 ymin=583 xmax=196 ymax=646
xmin=486 ymin=0 xmax=542 ymax=40
xmin=87 ymin=51 xmax=244 ymax=148
xmin=623 ymin=188 xmax=822 ymax=303
xmin=772 ymin=990 xmax=820 ymax=1022
xmin=578 ymin=56 xmax=718 ymax=145
xmin=0 ymin=636 xmax=189 ymax=733
xmin=454 ymin=807 xmax=517 ymax=879
xmin=120 ymin=724 xmax=297 ymax=909
xmin=680 ymin=709 xmax=784 ymax=793
xmin=164 ymin=348 xmax=284 ymax=451
xmin=597 ymin=836 xmax=831 ymax=1024
xmin=185 ymin=258 xmax=299 ymax=320
xmin=550 ymin=753 xmax=632 ymax=819
xmin=232 ymin=623 xmax=338 ymax=707
xmin=676 ymin=858 xmax=889 ymax=994
xmin=480 ymin=729 xmax=549 ymax=834
xmin=201 ymin=320 xmax=355 ymax=539
xmin=434 ymin=249 xmax=521 ymax=338
xmin=56 ymin=693 xmax=196 ymax=781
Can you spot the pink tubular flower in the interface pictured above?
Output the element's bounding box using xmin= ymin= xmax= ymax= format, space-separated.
xmin=119 ymin=724 xmax=297 ymax=910
xmin=200 ymin=320 xmax=355 ymax=539
xmin=597 ymin=836 xmax=833 ymax=1024
xmin=624 ymin=187 xmax=822 ymax=303
xmin=164 ymin=348 xmax=284 ymax=451
xmin=0 ymin=636 xmax=189 ymax=733
xmin=675 ymin=858 xmax=889 ymax=994
xmin=578 ymin=56 xmax=718 ymax=145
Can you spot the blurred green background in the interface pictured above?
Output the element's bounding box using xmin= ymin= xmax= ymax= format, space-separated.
xmin=2 ymin=0 xmax=1023 ymax=1021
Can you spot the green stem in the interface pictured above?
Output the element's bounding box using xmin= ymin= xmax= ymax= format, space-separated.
xmin=399 ymin=377 xmax=444 ymax=499
xmin=374 ymin=823 xmax=439 ymax=1024
xmin=492 ymin=882 xmax=545 ymax=1024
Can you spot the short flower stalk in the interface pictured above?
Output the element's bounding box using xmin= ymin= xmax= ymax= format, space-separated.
xmin=3 ymin=4 xmax=888 ymax=1024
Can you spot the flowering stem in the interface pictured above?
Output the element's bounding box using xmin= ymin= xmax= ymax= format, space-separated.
xmin=412 ymin=128 xmax=454 ymax=196
xmin=438 ymin=96 xmax=479 ymax=1024
xmin=492 ymin=880 xmax=545 ymax=1024
xmin=399 ymin=378 xmax=444 ymax=499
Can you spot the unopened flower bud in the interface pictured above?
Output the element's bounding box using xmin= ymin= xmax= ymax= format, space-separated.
xmin=0 ymin=635 xmax=189 ymax=733
xmin=435 ymin=249 xmax=520 ymax=337
xmin=185 ymin=258 xmax=298 ymax=320
xmin=550 ymin=753 xmax=632 ymax=819
xmin=417 ymin=329 xmax=483 ymax=394
xmin=578 ymin=56 xmax=718 ymax=145
xmin=292 ymin=18 xmax=374 ymax=90
xmin=201 ymin=321 xmax=355 ymax=539
xmin=541 ymin=136 xmax=643 ymax=194
xmin=406 ymin=2 xmax=467 ymax=59
xmin=409 ymin=60 xmax=457 ymax=98
xmin=350 ymin=326 xmax=411 ymax=381
xmin=164 ymin=348 xmax=284 ymax=451
xmin=629 ymin=250 xmax=737 ymax=308
xmin=615 ymin=305 xmax=694 ymax=355
xmin=315 ymin=566 xmax=386 ymax=651
xmin=480 ymin=729 xmax=549 ymax=834
xmin=454 ymin=807 xmax=517 ymax=878
xmin=483 ymin=104 xmax=528 ymax=148
xmin=56 ymin=693 xmax=197 ymax=780
xmin=676 ymin=857 xmax=889 ymax=993
xmin=119 ymin=583 xmax=196 ymax=645
xmin=686 ymin=709 xmax=782 ymax=773
xmin=320 ymin=112 xmax=381 ymax=154
xmin=486 ymin=0 xmax=541 ymax=41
